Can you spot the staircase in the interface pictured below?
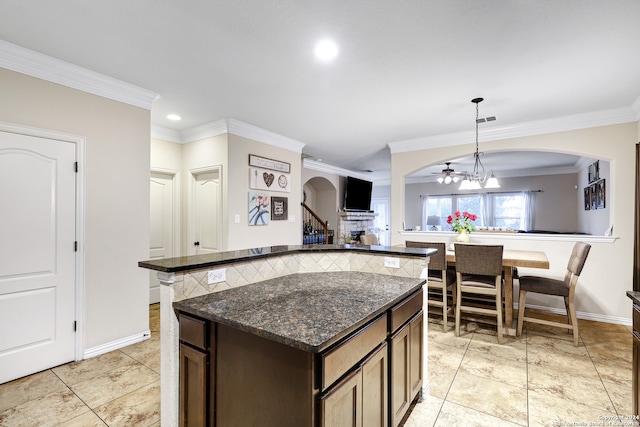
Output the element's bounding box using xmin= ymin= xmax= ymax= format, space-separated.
xmin=301 ymin=203 xmax=332 ymax=245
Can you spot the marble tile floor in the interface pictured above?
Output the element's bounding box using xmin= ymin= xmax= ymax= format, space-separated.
xmin=0 ymin=305 xmax=634 ymax=426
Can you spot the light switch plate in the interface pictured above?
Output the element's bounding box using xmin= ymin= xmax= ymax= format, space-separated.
xmin=208 ymin=268 xmax=226 ymax=284
xmin=384 ymin=257 xmax=400 ymax=268
xmin=234 ymin=214 xmax=240 ymax=223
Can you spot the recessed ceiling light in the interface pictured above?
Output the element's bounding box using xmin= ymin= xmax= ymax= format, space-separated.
xmin=314 ymin=39 xmax=339 ymax=61
xmin=166 ymin=114 xmax=182 ymax=121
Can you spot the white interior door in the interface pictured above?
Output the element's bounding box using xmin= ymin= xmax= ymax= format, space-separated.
xmin=191 ymin=168 xmax=222 ymax=255
xmin=149 ymin=171 xmax=175 ymax=304
xmin=0 ymin=131 xmax=77 ymax=384
xmin=371 ymin=198 xmax=390 ymax=246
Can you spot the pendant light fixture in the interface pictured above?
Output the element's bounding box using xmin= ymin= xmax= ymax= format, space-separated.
xmin=459 ymin=97 xmax=500 ymax=190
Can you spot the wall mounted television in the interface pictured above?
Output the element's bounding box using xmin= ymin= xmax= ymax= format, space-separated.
xmin=344 ymin=176 xmax=373 ymax=212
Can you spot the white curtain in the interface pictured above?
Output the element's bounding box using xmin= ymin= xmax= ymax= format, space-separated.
xmin=522 ymin=191 xmax=535 ymax=230
xmin=421 ymin=196 xmax=428 ymax=230
xmin=479 ymin=193 xmax=491 ymax=228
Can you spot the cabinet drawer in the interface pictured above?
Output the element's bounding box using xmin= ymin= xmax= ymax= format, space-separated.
xmin=322 ymin=314 xmax=387 ymax=390
xmin=390 ymin=290 xmax=423 ymax=333
xmin=179 ymin=314 xmax=208 ymax=350
xmin=634 ymin=304 xmax=640 ymax=333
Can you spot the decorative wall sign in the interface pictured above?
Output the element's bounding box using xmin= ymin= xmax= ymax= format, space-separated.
xmin=249 ymin=167 xmax=291 ymax=193
xmin=271 ymin=197 xmax=288 ymax=221
xmin=248 ymin=154 xmax=290 ymax=173
xmin=248 ymin=192 xmax=270 ymax=226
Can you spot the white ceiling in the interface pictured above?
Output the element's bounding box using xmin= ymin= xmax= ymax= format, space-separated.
xmin=1 ymin=1 xmax=639 ymax=178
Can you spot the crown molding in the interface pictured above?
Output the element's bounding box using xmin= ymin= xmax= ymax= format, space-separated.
xmin=303 ymin=159 xmax=373 ymax=181
xmin=388 ymin=105 xmax=639 ymax=154
xmin=227 ymin=119 xmax=305 ymax=153
xmin=179 ymin=119 xmax=228 ymax=143
xmin=0 ymin=40 xmax=159 ymax=110
xmin=150 ymin=126 xmax=183 ymax=143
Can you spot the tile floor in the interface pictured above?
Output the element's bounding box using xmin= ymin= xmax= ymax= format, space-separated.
xmin=0 ymin=304 xmax=634 ymax=426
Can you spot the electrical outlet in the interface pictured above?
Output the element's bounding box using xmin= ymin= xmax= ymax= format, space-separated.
xmin=208 ymin=268 xmax=226 ymax=284
xmin=384 ymin=257 xmax=400 ymax=268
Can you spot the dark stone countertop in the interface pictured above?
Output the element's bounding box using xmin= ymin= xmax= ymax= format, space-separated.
xmin=139 ymin=244 xmax=435 ymax=273
xmin=173 ymin=271 xmax=425 ymax=353
xmin=627 ymin=290 xmax=640 ymax=305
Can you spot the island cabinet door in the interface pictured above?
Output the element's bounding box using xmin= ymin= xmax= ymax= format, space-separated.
xmin=321 ymin=368 xmax=363 ymax=427
xmin=361 ymin=343 xmax=388 ymax=427
xmin=321 ymin=342 xmax=389 ymax=427
xmin=389 ymin=323 xmax=410 ymax=427
xmin=179 ymin=343 xmax=208 ymax=427
xmin=390 ymin=311 xmax=423 ymax=427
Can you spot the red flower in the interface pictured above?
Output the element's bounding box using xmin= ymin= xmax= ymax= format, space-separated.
xmin=454 ymin=211 xmax=460 ymax=217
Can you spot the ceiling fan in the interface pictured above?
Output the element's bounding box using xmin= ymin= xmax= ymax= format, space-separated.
xmin=433 ymin=162 xmax=465 ymax=184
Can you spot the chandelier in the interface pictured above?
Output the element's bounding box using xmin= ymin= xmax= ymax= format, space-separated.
xmin=459 ymin=98 xmax=500 ymax=190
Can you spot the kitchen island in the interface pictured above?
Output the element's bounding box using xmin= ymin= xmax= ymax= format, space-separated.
xmin=139 ymin=244 xmax=435 ymax=427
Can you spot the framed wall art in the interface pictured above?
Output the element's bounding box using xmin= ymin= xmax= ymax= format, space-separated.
xmin=595 ymin=179 xmax=606 ymax=209
xmin=271 ymin=196 xmax=288 ymax=221
xmin=249 ymin=167 xmax=291 ymax=193
xmin=248 ymin=192 xmax=270 ymax=226
xmin=583 ymin=187 xmax=591 ymax=210
xmin=248 ymin=154 xmax=290 ymax=173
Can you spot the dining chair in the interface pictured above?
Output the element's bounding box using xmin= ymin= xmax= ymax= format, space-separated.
xmin=454 ymin=244 xmax=504 ymax=343
xmin=360 ymin=234 xmax=379 ymax=245
xmin=516 ymin=242 xmax=591 ymax=346
xmin=406 ymin=241 xmax=456 ymax=331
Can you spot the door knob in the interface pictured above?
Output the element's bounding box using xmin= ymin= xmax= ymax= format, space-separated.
xmin=194 ymin=241 xmax=200 ymax=246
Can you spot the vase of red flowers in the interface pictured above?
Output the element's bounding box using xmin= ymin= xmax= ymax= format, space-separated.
xmin=447 ymin=211 xmax=477 ymax=243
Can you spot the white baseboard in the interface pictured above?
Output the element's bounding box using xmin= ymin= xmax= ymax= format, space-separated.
xmin=515 ymin=302 xmax=632 ymax=326
xmin=83 ymin=330 xmax=151 ymax=359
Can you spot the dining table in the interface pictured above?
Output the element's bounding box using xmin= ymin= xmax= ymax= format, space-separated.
xmin=446 ymin=248 xmax=550 ymax=335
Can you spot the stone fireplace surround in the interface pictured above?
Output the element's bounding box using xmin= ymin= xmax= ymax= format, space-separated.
xmin=337 ymin=211 xmax=378 ymax=243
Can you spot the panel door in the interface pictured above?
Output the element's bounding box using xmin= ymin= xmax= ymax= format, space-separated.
xmin=191 ymin=169 xmax=221 ymax=255
xmin=149 ymin=171 xmax=175 ymax=304
xmin=0 ymin=131 xmax=76 ymax=383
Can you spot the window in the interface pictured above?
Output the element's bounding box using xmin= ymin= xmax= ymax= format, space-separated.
xmin=423 ymin=192 xmax=531 ymax=231
xmin=423 ymin=194 xmax=481 ymax=231
xmin=493 ymin=193 xmax=525 ymax=230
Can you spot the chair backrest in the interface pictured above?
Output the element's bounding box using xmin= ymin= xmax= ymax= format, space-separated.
xmin=454 ymin=244 xmax=503 ymax=276
xmin=405 ymin=241 xmax=446 ymax=271
xmin=360 ymin=234 xmax=378 ymax=245
xmin=567 ymin=241 xmax=591 ymax=276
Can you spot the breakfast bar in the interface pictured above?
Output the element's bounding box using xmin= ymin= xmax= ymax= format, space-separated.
xmin=139 ymin=244 xmax=435 ymax=427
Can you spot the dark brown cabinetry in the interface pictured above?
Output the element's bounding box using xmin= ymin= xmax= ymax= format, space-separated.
xmin=389 ymin=292 xmax=424 ymax=426
xmin=177 ymin=288 xmax=423 ymax=427
xmin=633 ymin=302 xmax=640 ymax=415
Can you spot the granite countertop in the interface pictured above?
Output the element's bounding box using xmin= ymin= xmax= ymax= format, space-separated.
xmin=139 ymin=244 xmax=435 ymax=273
xmin=627 ymin=290 xmax=640 ymax=305
xmin=173 ymin=271 xmax=425 ymax=353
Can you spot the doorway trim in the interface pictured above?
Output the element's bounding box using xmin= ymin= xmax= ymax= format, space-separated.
xmin=0 ymin=120 xmax=86 ymax=361
xmin=150 ymin=167 xmax=182 ymax=258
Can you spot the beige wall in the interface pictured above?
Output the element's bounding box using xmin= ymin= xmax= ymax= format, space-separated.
xmin=391 ymin=122 xmax=637 ymax=321
xmin=0 ymin=68 xmax=151 ymax=349
xmin=227 ymin=134 xmax=301 ymax=249
xmin=181 ymin=134 xmax=229 ymax=252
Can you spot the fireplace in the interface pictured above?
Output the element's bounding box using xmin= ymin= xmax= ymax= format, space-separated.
xmin=337 ymin=211 xmax=378 ymax=243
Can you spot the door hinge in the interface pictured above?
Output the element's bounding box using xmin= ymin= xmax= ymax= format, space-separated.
xmin=73 ymin=321 xmax=77 ymax=332
xmin=74 ymin=241 xmax=78 ymax=252
xmin=75 ymin=162 xmax=78 ymax=172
